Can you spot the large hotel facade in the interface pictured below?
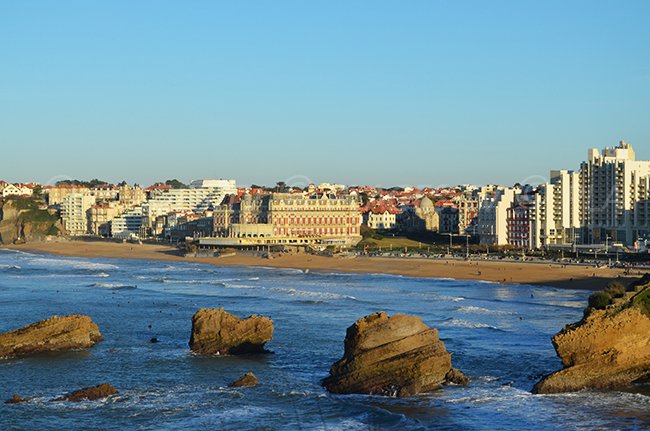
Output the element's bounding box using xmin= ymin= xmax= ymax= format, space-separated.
xmin=200 ymin=192 xmax=362 ymax=248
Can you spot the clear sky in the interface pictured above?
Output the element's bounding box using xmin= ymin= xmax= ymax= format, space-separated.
xmin=1 ymin=1 xmax=649 ymax=188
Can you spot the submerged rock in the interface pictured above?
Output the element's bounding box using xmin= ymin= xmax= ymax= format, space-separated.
xmin=323 ymin=312 xmax=468 ymax=397
xmin=533 ymin=276 xmax=650 ymax=394
xmin=229 ymin=371 xmax=259 ymax=388
xmin=5 ymin=394 xmax=27 ymax=404
xmin=0 ymin=315 xmax=103 ymax=359
xmin=55 ymin=383 xmax=118 ymax=402
xmin=189 ymin=308 xmax=274 ymax=355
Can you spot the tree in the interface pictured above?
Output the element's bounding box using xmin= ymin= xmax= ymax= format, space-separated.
xmin=165 ymin=179 xmax=187 ymax=189
xmin=55 ymin=179 xmax=110 ymax=188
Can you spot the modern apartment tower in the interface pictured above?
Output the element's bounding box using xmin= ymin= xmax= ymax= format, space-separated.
xmin=580 ymin=141 xmax=650 ymax=245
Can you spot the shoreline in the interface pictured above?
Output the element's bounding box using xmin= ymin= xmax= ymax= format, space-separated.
xmin=1 ymin=241 xmax=637 ymax=290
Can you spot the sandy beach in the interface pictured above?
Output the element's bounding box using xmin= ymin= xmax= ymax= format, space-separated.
xmin=2 ymin=240 xmax=638 ymax=290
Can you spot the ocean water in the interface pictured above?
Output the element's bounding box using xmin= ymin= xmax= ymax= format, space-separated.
xmin=0 ymin=249 xmax=648 ymax=431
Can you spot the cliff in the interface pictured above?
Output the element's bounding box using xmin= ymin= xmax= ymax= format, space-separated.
xmin=533 ymin=275 xmax=650 ymax=394
xmin=0 ymin=197 xmax=61 ymax=244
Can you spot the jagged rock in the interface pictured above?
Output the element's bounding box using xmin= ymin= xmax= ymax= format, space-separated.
xmin=323 ymin=312 xmax=468 ymax=397
xmin=229 ymin=372 xmax=259 ymax=388
xmin=0 ymin=199 xmax=61 ymax=244
xmin=533 ymin=278 xmax=650 ymax=394
xmin=5 ymin=394 xmax=27 ymax=404
xmin=189 ymin=308 xmax=274 ymax=355
xmin=55 ymin=383 xmax=118 ymax=402
xmin=445 ymin=367 xmax=470 ymax=386
xmin=0 ymin=315 xmax=103 ymax=359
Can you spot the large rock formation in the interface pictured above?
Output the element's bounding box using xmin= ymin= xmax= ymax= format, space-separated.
xmin=534 ymin=277 xmax=650 ymax=394
xmin=323 ymin=312 xmax=467 ymax=397
xmin=189 ymin=308 xmax=274 ymax=355
xmin=0 ymin=198 xmax=61 ymax=244
xmin=55 ymin=383 xmax=118 ymax=402
xmin=0 ymin=315 xmax=103 ymax=359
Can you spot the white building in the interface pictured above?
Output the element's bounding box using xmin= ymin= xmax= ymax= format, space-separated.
xmin=111 ymin=206 xmax=144 ymax=239
xmin=141 ymin=179 xmax=237 ymax=228
xmin=1 ymin=184 xmax=33 ymax=197
xmin=580 ymin=141 xmax=650 ymax=245
xmin=61 ymin=193 xmax=95 ymax=236
xmin=366 ymin=210 xmax=399 ymax=230
xmin=478 ymin=187 xmax=517 ymax=246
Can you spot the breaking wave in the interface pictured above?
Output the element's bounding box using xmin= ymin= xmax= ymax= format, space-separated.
xmin=27 ymin=257 xmax=118 ymax=271
xmin=88 ymin=283 xmax=137 ymax=290
xmin=269 ymin=287 xmax=356 ymax=300
xmin=440 ymin=318 xmax=498 ymax=330
xmin=456 ymin=305 xmax=514 ymax=315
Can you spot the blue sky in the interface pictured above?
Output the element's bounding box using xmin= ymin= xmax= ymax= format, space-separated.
xmin=1 ymin=1 xmax=649 ymax=188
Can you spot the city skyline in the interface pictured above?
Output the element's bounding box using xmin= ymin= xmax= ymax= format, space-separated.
xmin=1 ymin=139 xmax=647 ymax=191
xmin=2 ymin=1 xmax=649 ymax=186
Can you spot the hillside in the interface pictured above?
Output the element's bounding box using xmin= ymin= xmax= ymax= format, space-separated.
xmin=0 ymin=196 xmax=61 ymax=244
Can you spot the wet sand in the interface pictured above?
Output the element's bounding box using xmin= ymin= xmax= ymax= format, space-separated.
xmin=3 ymin=241 xmax=636 ymax=290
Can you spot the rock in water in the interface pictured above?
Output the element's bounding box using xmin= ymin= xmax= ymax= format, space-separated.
xmin=533 ymin=277 xmax=650 ymax=394
xmin=189 ymin=308 xmax=274 ymax=355
xmin=5 ymin=394 xmax=27 ymax=404
xmin=323 ymin=312 xmax=467 ymax=397
xmin=229 ymin=372 xmax=259 ymax=388
xmin=0 ymin=315 xmax=103 ymax=359
xmin=55 ymin=384 xmax=118 ymax=402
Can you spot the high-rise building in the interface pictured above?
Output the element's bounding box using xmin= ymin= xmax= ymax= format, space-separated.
xmin=478 ymin=187 xmax=517 ymax=246
xmin=141 ymin=179 xmax=237 ymax=229
xmin=60 ymin=193 xmax=95 ymax=236
xmin=580 ymin=141 xmax=650 ymax=245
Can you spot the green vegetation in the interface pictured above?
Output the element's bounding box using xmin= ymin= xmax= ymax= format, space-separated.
xmin=56 ymin=179 xmax=110 ymax=187
xmin=583 ymin=275 xmax=650 ymax=318
xmin=632 ymin=288 xmax=650 ymax=317
xmin=588 ymin=291 xmax=613 ymax=310
xmin=1 ymin=196 xmax=60 ymax=242
xmin=605 ymin=282 xmax=626 ymax=298
xmin=18 ymin=208 xmax=58 ymax=224
xmin=360 ymin=225 xmax=383 ymax=240
xmin=357 ymin=234 xmax=430 ymax=251
xmin=165 ymin=179 xmax=188 ymax=189
xmin=4 ymin=195 xmax=40 ymax=211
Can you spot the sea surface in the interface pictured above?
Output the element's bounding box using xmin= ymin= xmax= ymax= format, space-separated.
xmin=0 ymin=249 xmax=648 ymax=430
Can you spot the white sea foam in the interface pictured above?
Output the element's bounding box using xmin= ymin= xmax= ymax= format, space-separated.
xmin=27 ymin=257 xmax=118 ymax=271
xmin=89 ymin=283 xmax=137 ymax=290
xmin=269 ymin=287 xmax=355 ymax=300
xmin=546 ymin=301 xmax=586 ymax=309
xmin=0 ymin=249 xmax=35 ymax=256
xmin=252 ymin=266 xmax=305 ymax=274
xmin=222 ymin=283 xmax=259 ymax=289
xmin=444 ymin=296 xmax=466 ymax=302
xmin=441 ymin=318 xmax=497 ymax=330
xmin=456 ymin=305 xmax=514 ymax=315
